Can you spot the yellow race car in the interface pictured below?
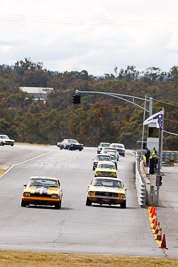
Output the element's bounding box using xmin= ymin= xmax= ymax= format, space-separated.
xmin=86 ymin=177 xmax=127 ymax=208
xmin=21 ymin=176 xmax=63 ymax=209
xmin=94 ymin=161 xmax=117 ymax=178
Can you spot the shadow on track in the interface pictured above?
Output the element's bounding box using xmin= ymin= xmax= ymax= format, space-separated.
xmin=91 ymin=204 xmax=137 ymax=209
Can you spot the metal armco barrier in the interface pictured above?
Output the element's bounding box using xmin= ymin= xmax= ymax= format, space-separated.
xmin=137 ymin=151 xmax=178 ymax=163
xmin=135 ymin=153 xmax=146 ymax=207
xmin=162 ymin=152 xmax=178 ymax=163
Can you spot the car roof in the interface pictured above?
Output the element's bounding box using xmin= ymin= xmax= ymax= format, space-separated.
xmin=65 ymin=139 xmax=77 ymax=141
xmin=111 ymin=143 xmax=125 ymax=146
xmin=97 ymin=154 xmax=110 ymax=158
xmin=102 ymin=151 xmax=116 ymax=155
xmin=103 ymin=147 xmax=116 ymax=151
xmin=93 ymin=177 xmax=122 ymax=182
xmin=30 ymin=176 xmax=58 ymax=181
xmin=99 ymin=142 xmax=110 ymax=146
xmin=97 ymin=161 xmax=115 ymax=165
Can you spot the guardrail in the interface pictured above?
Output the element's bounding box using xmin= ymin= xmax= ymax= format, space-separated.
xmin=135 ymin=153 xmax=146 ymax=207
xmin=162 ymin=152 xmax=178 ymax=163
xmin=137 ymin=151 xmax=178 ymax=163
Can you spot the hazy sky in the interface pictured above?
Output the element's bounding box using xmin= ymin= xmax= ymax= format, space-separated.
xmin=0 ymin=0 xmax=178 ymax=75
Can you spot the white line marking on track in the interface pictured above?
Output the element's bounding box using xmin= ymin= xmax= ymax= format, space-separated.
xmin=0 ymin=151 xmax=53 ymax=177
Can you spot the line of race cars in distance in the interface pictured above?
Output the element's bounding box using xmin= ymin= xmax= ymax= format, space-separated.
xmin=86 ymin=142 xmax=127 ymax=208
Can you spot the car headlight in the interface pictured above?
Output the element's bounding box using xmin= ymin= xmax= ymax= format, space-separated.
xmin=88 ymin=191 xmax=93 ymax=196
xmin=120 ymin=194 xmax=125 ymax=198
xmin=24 ymin=192 xmax=30 ymax=197
xmin=51 ymin=194 xmax=59 ymax=199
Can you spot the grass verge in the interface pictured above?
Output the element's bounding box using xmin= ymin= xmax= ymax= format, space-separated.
xmin=0 ymin=166 xmax=10 ymax=177
xmin=0 ymin=169 xmax=6 ymax=176
xmin=0 ymin=251 xmax=178 ymax=267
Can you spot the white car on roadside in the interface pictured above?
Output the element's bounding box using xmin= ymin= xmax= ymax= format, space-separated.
xmin=0 ymin=135 xmax=14 ymax=146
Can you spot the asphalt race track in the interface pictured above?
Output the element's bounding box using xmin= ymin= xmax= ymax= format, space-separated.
xmin=0 ymin=144 xmax=176 ymax=257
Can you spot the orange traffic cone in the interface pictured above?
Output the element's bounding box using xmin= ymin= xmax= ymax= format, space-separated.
xmin=149 ymin=206 xmax=153 ymax=214
xmin=156 ymin=227 xmax=162 ymax=241
xmin=160 ymin=233 xmax=168 ymax=249
xmin=154 ymin=222 xmax=160 ymax=235
xmin=151 ymin=207 xmax=156 ymax=218
xmin=152 ymin=213 xmax=157 ymax=224
xmin=152 ymin=218 xmax=157 ymax=230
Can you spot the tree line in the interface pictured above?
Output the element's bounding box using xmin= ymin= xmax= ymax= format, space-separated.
xmin=0 ymin=58 xmax=178 ymax=150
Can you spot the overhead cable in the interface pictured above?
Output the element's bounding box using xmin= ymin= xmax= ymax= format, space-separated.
xmin=164 ymin=118 xmax=178 ymax=123
xmin=0 ymin=14 xmax=178 ymax=30
xmin=152 ymin=98 xmax=178 ymax=108
xmin=163 ymin=130 xmax=178 ymax=136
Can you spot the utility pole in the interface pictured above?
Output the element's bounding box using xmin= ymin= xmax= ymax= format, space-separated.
xmin=141 ymin=96 xmax=147 ymax=150
xmin=149 ymin=97 xmax=153 ymax=116
xmin=156 ymin=107 xmax=164 ymax=206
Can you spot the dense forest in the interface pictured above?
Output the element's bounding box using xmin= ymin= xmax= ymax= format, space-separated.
xmin=0 ymin=58 xmax=178 ymax=150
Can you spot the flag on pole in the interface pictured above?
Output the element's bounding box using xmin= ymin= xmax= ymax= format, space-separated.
xmin=143 ymin=111 xmax=164 ymax=130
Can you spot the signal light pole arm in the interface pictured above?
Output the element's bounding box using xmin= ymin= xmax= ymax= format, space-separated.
xmin=75 ymin=90 xmax=152 ymax=115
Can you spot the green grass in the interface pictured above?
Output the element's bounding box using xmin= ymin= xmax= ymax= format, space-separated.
xmin=0 ymin=251 xmax=178 ymax=267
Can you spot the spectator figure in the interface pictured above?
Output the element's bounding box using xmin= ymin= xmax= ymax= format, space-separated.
xmin=145 ymin=147 xmax=150 ymax=167
xmin=152 ymin=147 xmax=158 ymax=170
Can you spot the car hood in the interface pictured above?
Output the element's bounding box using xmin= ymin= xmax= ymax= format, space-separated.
xmin=24 ymin=186 xmax=60 ymax=194
xmin=95 ymin=168 xmax=116 ymax=172
xmin=88 ymin=185 xmax=125 ymax=194
xmin=70 ymin=143 xmax=83 ymax=146
xmin=3 ymin=138 xmax=14 ymax=142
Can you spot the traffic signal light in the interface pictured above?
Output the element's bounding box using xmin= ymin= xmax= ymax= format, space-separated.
xmin=72 ymin=94 xmax=80 ymax=104
xmin=160 ymin=176 xmax=162 ymax=186
xmin=156 ymin=175 xmax=162 ymax=187
xmin=150 ymin=158 xmax=155 ymax=174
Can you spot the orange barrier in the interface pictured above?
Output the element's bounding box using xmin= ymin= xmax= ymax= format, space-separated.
xmin=154 ymin=221 xmax=160 ymax=235
xmin=152 ymin=213 xmax=157 ymax=224
xmin=148 ymin=206 xmax=168 ymax=249
xmin=152 ymin=218 xmax=157 ymax=230
xmin=151 ymin=207 xmax=156 ymax=218
xmin=156 ymin=227 xmax=162 ymax=241
xmin=160 ymin=233 xmax=168 ymax=249
xmin=149 ymin=205 xmax=153 ymax=214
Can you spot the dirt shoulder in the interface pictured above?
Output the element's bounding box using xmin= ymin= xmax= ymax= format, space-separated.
xmin=0 ymin=165 xmax=10 ymax=177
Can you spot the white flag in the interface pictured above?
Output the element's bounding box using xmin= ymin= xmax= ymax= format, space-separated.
xmin=143 ymin=111 xmax=164 ymax=129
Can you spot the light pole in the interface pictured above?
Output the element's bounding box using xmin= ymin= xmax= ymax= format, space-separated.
xmin=156 ymin=107 xmax=164 ymax=205
xmin=75 ymin=90 xmax=152 ymax=115
xmin=141 ymin=96 xmax=147 ymax=150
xmin=75 ymin=90 xmax=153 ymax=149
